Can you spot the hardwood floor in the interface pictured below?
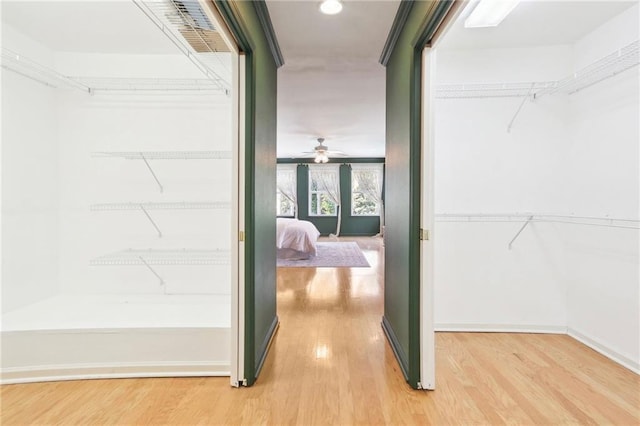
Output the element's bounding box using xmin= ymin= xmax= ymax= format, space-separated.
xmin=2 ymin=237 xmax=639 ymax=425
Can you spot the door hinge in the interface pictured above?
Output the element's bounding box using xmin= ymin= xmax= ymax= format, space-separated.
xmin=420 ymin=229 xmax=430 ymax=241
xmin=239 ymin=231 xmax=245 ymax=242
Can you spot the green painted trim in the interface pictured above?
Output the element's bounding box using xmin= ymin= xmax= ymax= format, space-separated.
xmin=412 ymin=0 xmax=455 ymax=48
xmin=277 ymin=157 xmax=385 ymax=164
xmin=253 ymin=0 xmax=285 ymax=68
xmin=407 ymin=45 xmax=422 ymax=389
xmin=382 ymin=316 xmax=409 ymax=380
xmin=379 ymin=0 xmax=414 ymax=66
xmin=214 ymin=1 xmax=253 ymax=51
xmin=254 ymin=316 xmax=279 ymax=379
xmin=243 ymin=52 xmax=258 ymax=386
xmin=382 ymin=0 xmax=454 ymax=390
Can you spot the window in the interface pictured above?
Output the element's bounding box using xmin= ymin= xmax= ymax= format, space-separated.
xmin=276 ymin=166 xmax=297 ymax=217
xmin=351 ymin=165 xmax=383 ymax=216
xmin=308 ymin=168 xmax=339 ymax=216
xmin=277 ymin=191 xmax=295 ymax=216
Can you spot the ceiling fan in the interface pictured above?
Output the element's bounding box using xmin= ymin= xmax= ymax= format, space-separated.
xmin=301 ymin=138 xmax=347 ymax=163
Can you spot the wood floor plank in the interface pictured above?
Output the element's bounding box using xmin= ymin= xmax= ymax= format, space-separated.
xmin=2 ymin=237 xmax=639 ymax=425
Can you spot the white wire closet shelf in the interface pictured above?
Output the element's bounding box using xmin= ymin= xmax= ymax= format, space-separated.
xmin=90 ymin=201 xmax=230 ymax=211
xmin=93 ymin=151 xmax=232 ymax=193
xmin=551 ymin=40 xmax=640 ymax=95
xmin=436 ymin=81 xmax=557 ymax=99
xmin=3 ymin=0 xmax=236 ymax=94
xmin=90 ymin=249 xmax=230 ymax=266
xmin=435 ymin=213 xmax=639 ymax=250
xmin=436 ymin=40 xmax=639 ymax=99
xmin=93 ymin=151 xmax=231 ymax=160
xmin=1 ymin=48 xmax=91 ymax=93
xmin=435 ymin=213 xmax=640 ymax=230
xmin=90 ymin=202 xmax=231 ymax=238
xmin=74 ymin=77 xmax=222 ymax=92
xmin=1 ymin=48 xmax=226 ymax=94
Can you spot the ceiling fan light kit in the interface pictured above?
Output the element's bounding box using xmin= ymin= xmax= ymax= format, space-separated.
xmin=298 ymin=137 xmax=347 ymax=161
xmin=314 ymin=138 xmax=330 ymax=163
xmin=319 ymin=0 xmax=343 ymax=15
xmin=314 ymin=152 xmax=329 ymax=163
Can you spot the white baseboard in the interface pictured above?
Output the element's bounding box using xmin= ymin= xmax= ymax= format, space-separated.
xmin=1 ymin=326 xmax=231 ymax=384
xmin=1 ymin=361 xmax=229 ymax=384
xmin=567 ymin=328 xmax=640 ymax=375
xmin=435 ymin=323 xmax=567 ymax=334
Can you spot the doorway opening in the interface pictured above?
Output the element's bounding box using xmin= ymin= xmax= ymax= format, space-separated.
xmin=266 ymin=0 xmax=392 ymax=391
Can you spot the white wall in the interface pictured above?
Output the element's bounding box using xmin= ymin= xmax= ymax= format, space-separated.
xmin=563 ymin=4 xmax=639 ymax=371
xmin=433 ymin=5 xmax=639 ymax=372
xmin=1 ymin=24 xmax=60 ymax=313
xmin=3 ymin=31 xmax=233 ymax=307
xmin=54 ymin=56 xmax=232 ymax=296
xmin=434 ymin=46 xmax=572 ymax=331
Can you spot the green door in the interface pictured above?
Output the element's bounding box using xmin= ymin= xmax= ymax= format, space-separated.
xmin=381 ymin=0 xmax=453 ymax=389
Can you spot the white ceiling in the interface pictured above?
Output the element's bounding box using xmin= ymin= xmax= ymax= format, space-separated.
xmin=267 ymin=0 xmax=400 ymax=158
xmin=439 ymin=0 xmax=637 ymax=50
xmin=270 ymin=0 xmax=637 ymax=158
xmin=1 ymin=1 xmax=178 ymax=54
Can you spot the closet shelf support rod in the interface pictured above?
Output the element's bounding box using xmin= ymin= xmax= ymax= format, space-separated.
xmin=509 ymin=215 xmax=533 ymax=250
xmin=140 ymin=205 xmax=162 ymax=238
xmin=140 ymin=153 xmax=164 ymax=193
xmin=507 ymin=83 xmax=535 ymax=133
xmin=138 ymin=256 xmax=165 ymax=286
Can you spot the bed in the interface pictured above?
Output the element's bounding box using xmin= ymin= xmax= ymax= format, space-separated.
xmin=276 ymin=218 xmax=321 ymax=260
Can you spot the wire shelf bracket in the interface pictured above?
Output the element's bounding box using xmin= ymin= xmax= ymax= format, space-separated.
xmin=140 ymin=205 xmax=163 ymax=237
xmin=507 ymin=83 xmax=536 ymax=133
xmin=141 ymin=153 xmax=164 ymax=193
xmin=139 ymin=256 xmax=165 ymax=286
xmin=508 ymin=215 xmax=533 ymax=250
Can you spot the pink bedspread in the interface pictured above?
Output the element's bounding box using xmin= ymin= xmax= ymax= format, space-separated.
xmin=276 ymin=218 xmax=320 ymax=256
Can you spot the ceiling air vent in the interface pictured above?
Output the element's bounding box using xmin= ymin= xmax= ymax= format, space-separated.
xmin=165 ymin=0 xmax=230 ymax=53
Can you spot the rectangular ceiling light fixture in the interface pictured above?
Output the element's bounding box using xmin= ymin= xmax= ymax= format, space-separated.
xmin=464 ymin=0 xmax=521 ymax=28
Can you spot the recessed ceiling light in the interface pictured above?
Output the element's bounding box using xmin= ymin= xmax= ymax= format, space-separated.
xmin=464 ymin=0 xmax=521 ymax=28
xmin=319 ymin=0 xmax=343 ymax=15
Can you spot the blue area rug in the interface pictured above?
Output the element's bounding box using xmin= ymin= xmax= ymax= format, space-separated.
xmin=277 ymin=242 xmax=370 ymax=268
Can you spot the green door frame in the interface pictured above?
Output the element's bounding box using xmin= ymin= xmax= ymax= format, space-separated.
xmin=380 ymin=0 xmax=454 ymax=389
xmin=215 ymin=0 xmax=284 ymax=386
